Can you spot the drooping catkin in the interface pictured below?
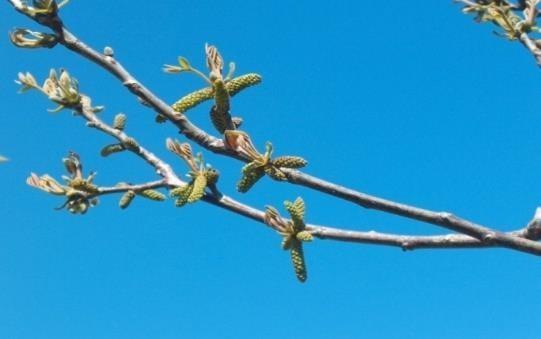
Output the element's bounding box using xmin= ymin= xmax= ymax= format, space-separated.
xmin=174 ymin=185 xmax=193 ymax=207
xmin=100 ymin=144 xmax=125 ymax=157
xmin=188 ymin=174 xmax=207 ymax=203
xmin=119 ymin=190 xmax=136 ymax=209
xmin=290 ymin=241 xmax=307 ymax=283
xmin=237 ymin=167 xmax=265 ymax=193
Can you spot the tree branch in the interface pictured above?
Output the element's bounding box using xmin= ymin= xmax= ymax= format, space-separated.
xmin=8 ymin=0 xmax=541 ymax=257
xmin=31 ymin=75 xmax=541 ymax=255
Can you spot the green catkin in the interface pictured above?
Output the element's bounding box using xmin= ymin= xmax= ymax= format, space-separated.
xmin=210 ymin=80 xmax=233 ymax=134
xmin=282 ymin=236 xmax=293 ymax=250
xmin=296 ymin=231 xmax=313 ymax=242
xmin=187 ymin=174 xmax=207 ymax=203
xmin=170 ymin=186 xmax=187 ymax=197
xmin=175 ymin=185 xmax=193 ymax=207
xmin=264 ymin=166 xmax=287 ymax=181
xmin=272 ymin=156 xmax=307 ymax=169
xmin=100 ymin=144 xmax=125 ymax=157
xmin=138 ymin=189 xmax=166 ymax=201
xmin=119 ymin=190 xmax=136 ymax=209
xmin=170 ymin=74 xmax=261 ymax=115
xmin=225 ymin=73 xmax=262 ymax=96
xmin=214 ymin=79 xmax=230 ymax=112
xmin=237 ymin=167 xmax=265 ymax=193
xmin=290 ymin=241 xmax=307 ymax=283
xmin=285 ymin=197 xmax=305 ymax=231
xmin=171 ymin=87 xmax=214 ymax=113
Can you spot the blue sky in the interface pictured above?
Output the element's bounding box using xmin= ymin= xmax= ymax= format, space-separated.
xmin=2 ymin=1 xmax=541 ymax=338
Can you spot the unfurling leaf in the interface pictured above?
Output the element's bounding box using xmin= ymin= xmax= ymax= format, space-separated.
xmin=460 ymin=2 xmax=523 ymax=40
xmin=113 ymin=113 xmax=126 ymax=130
xmin=138 ymin=189 xmax=166 ymax=201
xmin=21 ymin=0 xmax=67 ymax=16
xmin=100 ymin=144 xmax=125 ymax=157
xmin=223 ymin=130 xmax=262 ymax=160
xmin=62 ymin=152 xmax=80 ymax=177
xmin=119 ymin=190 xmax=136 ymax=209
xmin=16 ymin=72 xmax=38 ymax=92
xmin=9 ymin=28 xmax=57 ymax=49
xmin=166 ymin=138 xmax=193 ymax=160
xmin=20 ymin=69 xmax=84 ymax=111
xmin=28 ymin=153 xmax=99 ymax=214
xmin=206 ymin=44 xmax=224 ymax=79
xmin=178 ymin=56 xmax=191 ymax=70
xmin=27 ymin=173 xmax=66 ymax=195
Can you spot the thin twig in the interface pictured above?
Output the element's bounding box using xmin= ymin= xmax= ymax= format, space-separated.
xmin=519 ymin=32 xmax=541 ymax=65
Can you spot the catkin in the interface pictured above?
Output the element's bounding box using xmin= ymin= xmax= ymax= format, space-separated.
xmin=290 ymin=241 xmax=307 ymax=283
xmin=119 ymin=190 xmax=136 ymax=209
xmin=138 ymin=189 xmax=166 ymax=201
xmin=188 ymin=174 xmax=207 ymax=203
xmin=237 ymin=167 xmax=265 ymax=193
xmin=225 ymin=73 xmax=262 ymax=97
xmin=171 ymin=87 xmax=214 ymax=113
xmin=100 ymin=144 xmax=125 ymax=157
xmin=272 ymin=156 xmax=307 ymax=169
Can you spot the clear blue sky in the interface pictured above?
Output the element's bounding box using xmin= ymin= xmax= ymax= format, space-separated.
xmin=2 ymin=1 xmax=541 ymax=338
